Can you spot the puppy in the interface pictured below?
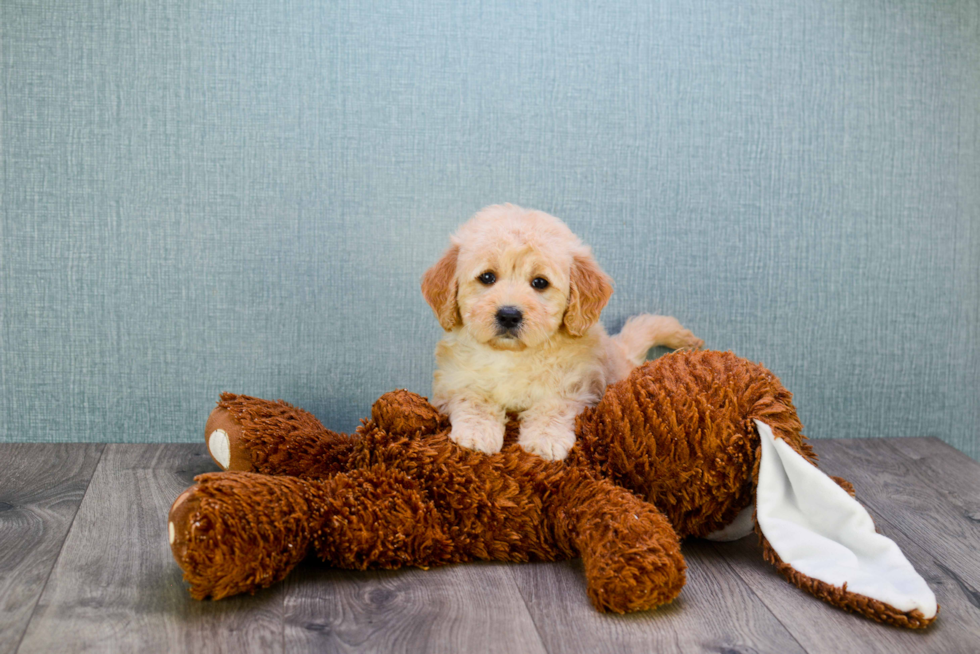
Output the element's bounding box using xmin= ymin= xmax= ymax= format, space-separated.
xmin=421 ymin=204 xmax=702 ymax=461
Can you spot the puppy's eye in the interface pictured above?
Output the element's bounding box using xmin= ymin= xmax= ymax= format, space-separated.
xmin=531 ymin=277 xmax=549 ymax=290
xmin=478 ymin=271 xmax=496 ymax=285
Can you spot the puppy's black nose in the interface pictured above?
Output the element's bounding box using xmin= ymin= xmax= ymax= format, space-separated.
xmin=495 ymin=306 xmax=523 ymax=330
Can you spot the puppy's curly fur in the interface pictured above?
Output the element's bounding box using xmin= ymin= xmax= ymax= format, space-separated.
xmin=422 ymin=204 xmax=702 ymax=460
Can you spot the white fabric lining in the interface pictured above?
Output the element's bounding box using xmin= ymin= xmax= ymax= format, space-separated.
xmin=754 ymin=420 xmax=936 ymax=618
xmin=704 ymin=504 xmax=754 ymax=541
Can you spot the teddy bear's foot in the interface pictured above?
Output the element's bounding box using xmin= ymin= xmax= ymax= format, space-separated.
xmin=580 ymin=502 xmax=687 ymax=613
xmin=204 ymin=406 xmax=253 ymax=471
xmin=168 ymin=472 xmax=313 ymax=600
xmin=205 ymin=393 xmax=359 ymax=477
xmin=551 ymin=474 xmax=687 ymax=613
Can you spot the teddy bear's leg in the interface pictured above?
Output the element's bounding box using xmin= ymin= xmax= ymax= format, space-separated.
xmin=547 ymin=471 xmax=686 ymax=614
xmin=204 ymin=393 xmax=357 ymax=477
xmin=751 ymin=419 xmax=938 ymax=629
xmin=169 ymin=467 xmax=458 ymax=600
xmin=168 ymin=472 xmax=315 ymax=599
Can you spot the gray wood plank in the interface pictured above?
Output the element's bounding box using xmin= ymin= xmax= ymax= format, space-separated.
xmin=17 ymin=444 xmax=285 ymax=654
xmin=283 ymin=561 xmax=548 ymax=654
xmin=0 ymin=444 xmax=104 ymax=654
xmin=510 ymin=539 xmax=807 ymax=654
xmin=883 ymin=437 xmax=980 ymax=503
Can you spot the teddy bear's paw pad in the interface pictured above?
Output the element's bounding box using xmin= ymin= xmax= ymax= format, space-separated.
xmin=204 ymin=406 xmax=253 ymax=471
xmin=168 ymin=486 xmax=203 ymax=563
xmin=208 ymin=429 xmax=230 ymax=469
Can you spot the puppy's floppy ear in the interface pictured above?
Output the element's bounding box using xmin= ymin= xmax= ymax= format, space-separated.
xmin=563 ymin=250 xmax=613 ymax=337
xmin=421 ymin=244 xmax=462 ymax=331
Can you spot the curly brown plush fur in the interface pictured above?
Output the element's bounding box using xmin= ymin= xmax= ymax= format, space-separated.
xmin=169 ymin=350 xmax=935 ymax=627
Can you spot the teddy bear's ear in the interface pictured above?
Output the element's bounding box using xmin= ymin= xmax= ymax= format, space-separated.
xmin=752 ymin=420 xmax=938 ymax=628
xmin=421 ymin=244 xmax=462 ymax=331
xmin=563 ymin=250 xmax=613 ymax=337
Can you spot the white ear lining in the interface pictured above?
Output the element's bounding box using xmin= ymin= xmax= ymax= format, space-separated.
xmin=754 ymin=420 xmax=936 ymax=618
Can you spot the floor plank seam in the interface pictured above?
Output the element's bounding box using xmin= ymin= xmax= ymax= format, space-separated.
xmin=280 ymin=583 xmax=287 ymax=654
xmin=706 ymin=540 xmax=811 ymax=654
xmin=506 ymin=566 xmax=553 ymax=654
xmin=935 ymin=562 xmax=980 ymax=611
xmin=878 ymin=439 xmax=975 ymax=501
xmin=13 ymin=443 xmax=107 ymax=654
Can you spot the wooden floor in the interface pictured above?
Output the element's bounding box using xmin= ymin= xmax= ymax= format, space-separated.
xmin=1 ymin=438 xmax=979 ymax=653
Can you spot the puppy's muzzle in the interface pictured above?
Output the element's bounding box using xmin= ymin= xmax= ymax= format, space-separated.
xmin=495 ymin=306 xmax=523 ymax=335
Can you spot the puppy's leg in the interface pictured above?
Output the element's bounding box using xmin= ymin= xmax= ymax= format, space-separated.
xmin=613 ymin=314 xmax=703 ymax=367
xmin=443 ymin=394 xmax=507 ymax=455
xmin=518 ymin=398 xmax=586 ymax=461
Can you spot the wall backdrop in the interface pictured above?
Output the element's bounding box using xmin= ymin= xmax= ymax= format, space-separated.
xmin=2 ymin=1 xmax=978 ymax=458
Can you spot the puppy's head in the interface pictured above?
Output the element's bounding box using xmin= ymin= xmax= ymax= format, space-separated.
xmin=421 ymin=204 xmax=613 ymax=350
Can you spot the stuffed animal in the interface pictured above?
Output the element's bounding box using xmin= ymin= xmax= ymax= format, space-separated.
xmin=168 ymin=350 xmax=937 ymax=628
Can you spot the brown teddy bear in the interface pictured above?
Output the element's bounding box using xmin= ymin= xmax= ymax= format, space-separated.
xmin=167 ymin=350 xmax=937 ymax=628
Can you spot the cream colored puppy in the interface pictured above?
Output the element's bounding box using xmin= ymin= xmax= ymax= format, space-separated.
xmin=421 ymin=204 xmax=702 ymax=461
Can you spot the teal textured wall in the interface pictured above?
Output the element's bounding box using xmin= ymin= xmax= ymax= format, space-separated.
xmin=2 ymin=1 xmax=978 ymax=458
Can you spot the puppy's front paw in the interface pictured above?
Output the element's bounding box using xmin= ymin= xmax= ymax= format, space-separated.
xmin=519 ymin=425 xmax=576 ymax=461
xmin=449 ymin=419 xmax=505 ymax=455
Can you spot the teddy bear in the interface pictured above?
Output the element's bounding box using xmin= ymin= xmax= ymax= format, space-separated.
xmin=167 ymin=350 xmax=937 ymax=629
